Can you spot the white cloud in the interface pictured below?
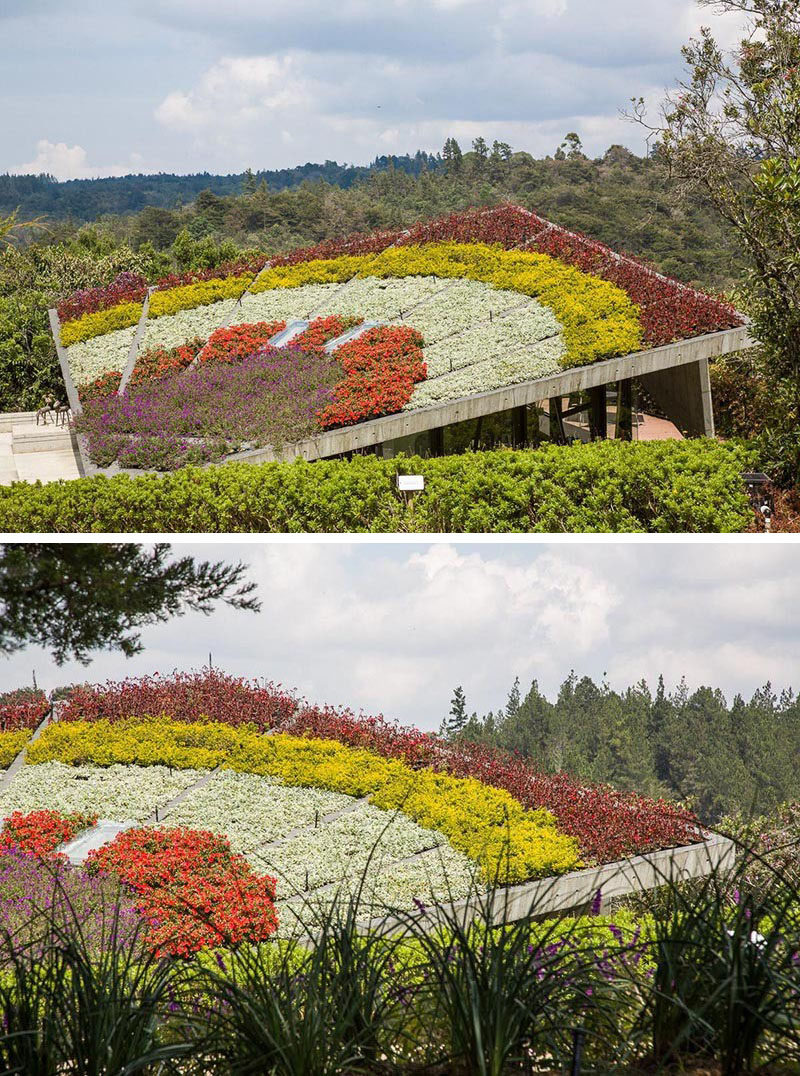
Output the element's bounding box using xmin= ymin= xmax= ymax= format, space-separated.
xmin=14 ymin=140 xmax=145 ymax=181
xmin=4 ymin=542 xmax=799 ymax=733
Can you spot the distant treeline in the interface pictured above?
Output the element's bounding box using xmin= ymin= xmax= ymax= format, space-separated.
xmin=0 ymin=152 xmax=441 ymax=220
xmin=444 ymin=673 xmax=800 ymax=823
xmin=3 ymin=137 xmax=741 ymax=289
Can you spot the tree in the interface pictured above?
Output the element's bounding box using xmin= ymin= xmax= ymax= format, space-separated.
xmin=504 ymin=676 xmax=521 ymax=721
xmin=560 ymin=132 xmax=585 ymax=160
xmin=442 ymin=138 xmax=463 ymax=173
xmin=632 ymin=0 xmax=800 ymax=476
xmin=445 ymin=685 xmax=468 ymax=738
xmin=0 ymin=209 xmax=46 ymax=248
xmin=490 ymin=141 xmax=513 ymax=163
xmin=0 ymin=544 xmax=260 ymax=665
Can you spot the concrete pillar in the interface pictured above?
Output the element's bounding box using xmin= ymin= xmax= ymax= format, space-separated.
xmin=616 ymin=379 xmax=633 ymax=441
xmin=429 ymin=426 xmax=444 ymax=457
xmin=637 ymin=358 xmax=715 ymax=438
xmin=588 ymin=386 xmax=607 ymax=441
xmin=511 ymin=405 xmax=527 ymax=448
xmin=549 ymin=398 xmax=567 ymax=444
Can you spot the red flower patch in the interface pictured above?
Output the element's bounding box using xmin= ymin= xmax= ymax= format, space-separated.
xmin=0 ymin=809 xmax=97 ymax=857
xmin=86 ymin=827 xmax=278 ymax=957
xmin=318 ymin=326 xmax=426 ymax=428
xmin=293 ymin=315 xmax=362 ymax=352
xmin=197 ymin=321 xmax=286 ymax=365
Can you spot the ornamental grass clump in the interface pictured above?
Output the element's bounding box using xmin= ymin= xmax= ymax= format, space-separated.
xmin=75 ymin=345 xmax=344 ymax=469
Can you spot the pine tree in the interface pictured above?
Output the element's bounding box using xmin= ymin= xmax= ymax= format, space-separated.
xmin=445 ymin=685 xmax=468 ymax=739
xmin=504 ymin=676 xmax=521 ymax=722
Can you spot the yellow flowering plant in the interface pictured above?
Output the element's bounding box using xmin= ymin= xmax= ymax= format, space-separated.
xmin=30 ymin=719 xmax=581 ymax=883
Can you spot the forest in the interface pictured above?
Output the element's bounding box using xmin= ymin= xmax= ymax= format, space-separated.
xmin=443 ymin=673 xmax=800 ymax=825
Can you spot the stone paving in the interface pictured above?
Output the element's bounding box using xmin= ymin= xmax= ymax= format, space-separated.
xmin=0 ymin=412 xmax=81 ymax=486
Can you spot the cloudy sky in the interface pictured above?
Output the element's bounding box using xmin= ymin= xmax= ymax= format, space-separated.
xmin=1 ymin=0 xmax=747 ymax=179
xmin=2 ymin=540 xmax=797 ymax=729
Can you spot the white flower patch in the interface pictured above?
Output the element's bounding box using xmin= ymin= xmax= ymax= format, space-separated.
xmin=138 ymin=299 xmax=240 ymax=354
xmin=159 ymin=770 xmax=355 ymax=853
xmin=309 ymin=276 xmax=447 ymax=321
xmin=421 ymin=302 xmax=563 ymax=378
xmin=232 ymin=285 xmax=343 ymax=326
xmin=393 ymin=280 xmax=530 ymax=345
xmin=407 ymin=336 xmax=566 ymax=409
xmin=275 ymin=846 xmax=477 ymax=936
xmin=0 ymin=762 xmax=203 ymax=822
xmin=250 ymin=802 xmax=448 ymax=893
xmin=68 ymin=325 xmax=137 ymax=386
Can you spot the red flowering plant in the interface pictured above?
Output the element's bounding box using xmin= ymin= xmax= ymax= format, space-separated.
xmin=85 ymin=827 xmax=278 ymax=957
xmin=197 ymin=321 xmax=286 ymax=365
xmin=130 ymin=337 xmax=206 ymax=384
xmin=0 ymin=688 xmax=50 ymax=732
xmin=57 ymin=272 xmax=148 ymax=323
xmin=0 ymin=809 xmax=97 ymax=857
xmin=318 ymin=326 xmax=426 ymax=428
xmin=293 ymin=315 xmax=362 ymax=352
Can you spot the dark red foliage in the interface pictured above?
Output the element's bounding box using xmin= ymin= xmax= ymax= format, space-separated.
xmin=0 ymin=689 xmax=50 ymax=732
xmin=58 ymin=671 xmax=298 ymax=731
xmin=57 ymin=273 xmax=149 ymax=323
xmin=153 ymin=256 xmax=268 ymax=292
xmin=60 ymin=671 xmax=702 ymax=863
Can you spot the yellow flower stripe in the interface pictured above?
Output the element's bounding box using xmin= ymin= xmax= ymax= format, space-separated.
xmin=28 ymin=719 xmax=581 ymax=883
xmin=252 ymin=242 xmax=643 ymax=368
xmin=148 ymin=274 xmax=253 ymax=319
xmin=59 ymin=301 xmax=143 ymax=347
xmin=0 ymin=729 xmax=31 ymax=769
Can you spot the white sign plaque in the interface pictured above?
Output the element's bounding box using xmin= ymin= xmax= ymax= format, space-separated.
xmin=397 ymin=474 xmax=425 ymax=492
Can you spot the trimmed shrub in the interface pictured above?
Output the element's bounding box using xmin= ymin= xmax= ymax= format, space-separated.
xmin=0 ymin=440 xmax=755 ymax=534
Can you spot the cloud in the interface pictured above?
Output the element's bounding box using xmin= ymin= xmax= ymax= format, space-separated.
xmin=3 ymin=542 xmax=800 ymax=730
xmin=14 ymin=140 xmax=145 ymax=181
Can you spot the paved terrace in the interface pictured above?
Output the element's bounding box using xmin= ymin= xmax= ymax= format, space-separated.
xmin=0 ymin=412 xmax=81 ymax=486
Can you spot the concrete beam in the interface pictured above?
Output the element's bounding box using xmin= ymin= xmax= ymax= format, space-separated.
xmin=118 ymin=289 xmax=153 ymax=394
xmin=226 ymin=325 xmax=752 ymax=465
xmin=48 ymin=309 xmax=82 ymax=416
xmin=366 ymin=834 xmax=735 ymax=935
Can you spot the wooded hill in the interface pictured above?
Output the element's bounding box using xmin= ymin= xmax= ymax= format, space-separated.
xmin=5 ymin=139 xmax=741 ymax=290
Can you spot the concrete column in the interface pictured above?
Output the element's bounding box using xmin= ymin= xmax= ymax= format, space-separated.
xmin=549 ymin=398 xmax=567 ymax=444
xmin=511 ymin=405 xmax=527 ymax=448
xmin=637 ymin=358 xmax=715 ymax=438
xmin=588 ymin=386 xmax=607 ymax=440
xmin=616 ymin=379 xmax=633 ymax=441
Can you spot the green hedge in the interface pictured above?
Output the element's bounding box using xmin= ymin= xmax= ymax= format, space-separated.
xmin=0 ymin=440 xmax=754 ymax=534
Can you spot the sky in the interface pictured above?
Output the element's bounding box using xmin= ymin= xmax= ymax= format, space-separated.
xmin=1 ymin=0 xmax=748 ymax=180
xmin=2 ymin=540 xmax=797 ymax=731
